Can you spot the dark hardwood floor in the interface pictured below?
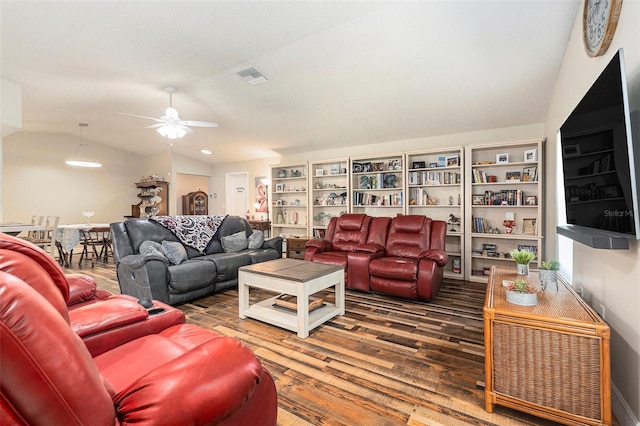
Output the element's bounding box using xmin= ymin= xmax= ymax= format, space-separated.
xmin=67 ymin=260 xmax=567 ymax=426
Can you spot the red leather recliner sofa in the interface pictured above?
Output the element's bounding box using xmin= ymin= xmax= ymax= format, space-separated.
xmin=305 ymin=215 xmax=448 ymax=301
xmin=0 ymin=234 xmax=278 ymax=425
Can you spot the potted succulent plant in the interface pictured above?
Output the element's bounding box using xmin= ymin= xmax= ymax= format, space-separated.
xmin=506 ymin=278 xmax=538 ymax=306
xmin=509 ymin=248 xmax=536 ymax=276
xmin=538 ymin=260 xmax=560 ymax=290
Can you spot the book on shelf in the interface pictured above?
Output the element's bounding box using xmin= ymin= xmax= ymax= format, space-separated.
xmin=273 ymin=294 xmax=324 ymax=312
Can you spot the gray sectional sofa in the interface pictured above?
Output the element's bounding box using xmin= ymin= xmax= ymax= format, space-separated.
xmin=110 ymin=215 xmax=283 ymax=305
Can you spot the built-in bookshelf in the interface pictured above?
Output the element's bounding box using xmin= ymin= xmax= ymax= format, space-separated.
xmin=464 ymin=139 xmax=544 ymax=282
xmin=405 ymin=148 xmax=464 ymax=280
xmin=350 ymin=153 xmax=404 ymax=218
xmin=269 ymin=164 xmax=309 ymax=238
xmin=309 ymin=158 xmax=349 ymax=238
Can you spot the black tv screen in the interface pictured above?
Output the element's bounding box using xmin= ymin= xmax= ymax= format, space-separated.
xmin=560 ymin=48 xmax=639 ymax=239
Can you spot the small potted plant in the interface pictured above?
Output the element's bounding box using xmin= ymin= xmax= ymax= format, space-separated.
xmin=538 ymin=260 xmax=560 ymax=290
xmin=503 ymin=219 xmax=515 ymax=234
xmin=506 ymin=278 xmax=538 ymax=306
xmin=509 ymin=248 xmax=536 ymax=275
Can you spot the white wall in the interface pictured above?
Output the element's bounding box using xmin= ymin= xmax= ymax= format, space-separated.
xmin=175 ymin=173 xmax=210 ymax=214
xmin=544 ymin=2 xmax=640 ymax=423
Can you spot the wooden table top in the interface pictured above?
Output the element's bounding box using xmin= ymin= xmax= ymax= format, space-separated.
xmin=239 ymin=258 xmax=343 ymax=282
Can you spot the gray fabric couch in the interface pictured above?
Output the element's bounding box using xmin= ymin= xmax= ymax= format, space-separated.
xmin=110 ymin=216 xmax=282 ymax=305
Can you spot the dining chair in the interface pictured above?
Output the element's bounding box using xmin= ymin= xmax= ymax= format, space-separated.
xmin=30 ymin=215 xmax=59 ymax=257
xmin=78 ymin=227 xmax=110 ymax=267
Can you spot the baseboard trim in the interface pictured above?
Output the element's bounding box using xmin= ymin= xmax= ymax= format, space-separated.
xmin=612 ymin=381 xmax=640 ymax=426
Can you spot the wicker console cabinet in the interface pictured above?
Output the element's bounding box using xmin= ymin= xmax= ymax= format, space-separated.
xmin=484 ymin=266 xmax=610 ymax=425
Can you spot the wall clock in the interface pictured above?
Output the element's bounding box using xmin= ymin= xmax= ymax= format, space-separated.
xmin=583 ymin=0 xmax=623 ymax=57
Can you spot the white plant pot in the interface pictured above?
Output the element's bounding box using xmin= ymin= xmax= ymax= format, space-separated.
xmin=506 ymin=290 xmax=538 ymax=306
xmin=516 ymin=263 xmax=529 ymax=276
xmin=538 ymin=269 xmax=557 ymax=283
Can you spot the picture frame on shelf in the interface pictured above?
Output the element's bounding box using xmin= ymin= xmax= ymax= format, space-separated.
xmin=389 ymin=159 xmax=402 ymax=170
xmin=412 ymin=161 xmax=426 ymax=169
xmin=445 ymin=155 xmax=459 ymax=167
xmin=524 ymin=148 xmax=538 ymax=162
xmin=522 ymin=218 xmax=537 ymax=235
xmin=496 ymin=153 xmax=509 ymax=164
xmin=525 ymin=195 xmax=538 ymax=206
xmin=372 ymin=162 xmax=385 ymax=171
xmin=315 ymin=169 xmax=324 ymax=176
xmin=275 ymin=183 xmax=285 ymax=192
xmin=522 ymin=166 xmax=537 ymax=182
xmin=352 ymin=162 xmax=363 ymax=173
xmin=429 ymin=162 xmax=438 ymax=168
xmin=330 ymin=164 xmax=340 ymax=174
xmin=362 ymin=162 xmax=373 ymax=172
xmin=562 ymin=144 xmax=581 ymax=158
xmin=505 ymin=171 xmax=521 ymax=182
xmin=472 ymin=194 xmax=485 ymax=205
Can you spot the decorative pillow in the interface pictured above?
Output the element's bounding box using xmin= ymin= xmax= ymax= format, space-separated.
xmin=221 ymin=231 xmax=248 ymax=253
xmin=248 ymin=230 xmax=264 ymax=249
xmin=139 ymin=240 xmax=166 ymax=259
xmin=161 ymin=241 xmax=188 ymax=265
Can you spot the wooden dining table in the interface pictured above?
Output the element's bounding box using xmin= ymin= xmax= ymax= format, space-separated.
xmin=56 ymin=223 xmax=111 ymax=266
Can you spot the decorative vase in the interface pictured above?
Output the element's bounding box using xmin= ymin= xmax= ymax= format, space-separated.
xmin=505 ymin=227 xmax=514 ymax=234
xmin=516 ymin=263 xmax=529 ymax=276
xmin=506 ymin=290 xmax=538 ymax=306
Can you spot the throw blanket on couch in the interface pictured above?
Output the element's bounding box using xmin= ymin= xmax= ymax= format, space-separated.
xmin=150 ymin=215 xmax=227 ymax=254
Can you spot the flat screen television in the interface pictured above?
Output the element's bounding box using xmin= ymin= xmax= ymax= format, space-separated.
xmin=559 ymin=48 xmax=639 ymax=246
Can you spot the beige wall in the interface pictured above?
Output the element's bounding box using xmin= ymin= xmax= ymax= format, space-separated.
xmin=544 ymin=2 xmax=640 ymax=423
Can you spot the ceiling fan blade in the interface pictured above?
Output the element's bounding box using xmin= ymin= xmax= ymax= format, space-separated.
xmin=180 ymin=120 xmax=218 ymax=128
xmin=144 ymin=123 xmax=167 ymax=129
xmin=119 ymin=112 xmax=164 ymax=123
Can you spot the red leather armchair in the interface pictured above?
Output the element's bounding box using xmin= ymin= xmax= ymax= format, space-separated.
xmin=0 ymin=233 xmax=184 ymax=356
xmin=305 ymin=214 xmax=372 ymax=283
xmin=368 ymin=215 xmax=448 ymax=301
xmin=0 ymin=270 xmax=278 ymax=425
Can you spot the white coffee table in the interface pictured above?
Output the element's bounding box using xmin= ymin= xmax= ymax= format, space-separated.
xmin=238 ymin=258 xmax=345 ymax=338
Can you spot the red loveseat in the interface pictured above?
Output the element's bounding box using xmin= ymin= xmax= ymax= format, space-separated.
xmin=306 ymin=215 xmax=448 ymax=301
xmin=0 ymin=233 xmax=185 ymax=356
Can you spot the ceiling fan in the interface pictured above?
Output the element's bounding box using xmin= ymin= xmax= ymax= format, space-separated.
xmin=120 ymin=87 xmax=218 ymax=139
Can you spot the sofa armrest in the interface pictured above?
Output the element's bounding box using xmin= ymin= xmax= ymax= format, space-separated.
xmin=355 ymin=243 xmax=384 ymax=254
xmin=418 ymin=249 xmax=448 ymax=267
xmin=305 ymin=239 xmax=332 ymax=252
xmin=114 ymin=336 xmax=266 ymax=424
xmin=66 ymin=274 xmax=102 ymax=306
xmin=69 ymin=297 xmax=149 ymax=338
xmin=116 ymin=255 xmax=171 ymax=303
xmin=262 ymin=236 xmax=283 ymax=255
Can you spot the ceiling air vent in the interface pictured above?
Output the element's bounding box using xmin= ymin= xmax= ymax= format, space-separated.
xmin=236 ymin=67 xmax=268 ymax=86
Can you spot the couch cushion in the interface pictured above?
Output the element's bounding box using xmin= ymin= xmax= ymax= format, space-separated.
xmin=221 ymin=231 xmax=248 ymax=253
xmin=167 ymin=260 xmax=218 ymax=294
xmin=369 ymin=256 xmax=418 ymax=281
xmin=162 ymin=241 xmax=188 ymax=265
xmin=205 ymin=216 xmax=251 ymax=255
xmin=206 ymin=253 xmax=252 ymax=282
xmin=248 ymin=231 xmax=264 ymax=249
xmin=246 ymin=248 xmax=280 ymax=264
xmin=139 ymin=241 xmax=166 ymax=259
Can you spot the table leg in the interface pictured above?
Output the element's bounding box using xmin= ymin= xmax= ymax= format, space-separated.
xmin=335 ymin=273 xmax=345 ymax=316
xmin=297 ymin=286 xmax=309 ymax=338
xmin=238 ymin=271 xmax=249 ymax=319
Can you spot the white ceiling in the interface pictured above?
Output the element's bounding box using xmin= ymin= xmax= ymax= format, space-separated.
xmin=2 ymin=1 xmax=581 ymax=164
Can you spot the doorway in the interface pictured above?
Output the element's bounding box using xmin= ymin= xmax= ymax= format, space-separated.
xmin=225 ymin=172 xmax=249 ymax=217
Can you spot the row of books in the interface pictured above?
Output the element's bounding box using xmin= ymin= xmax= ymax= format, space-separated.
xmin=353 ymin=192 xmax=403 ymax=206
xmin=479 ymin=189 xmax=524 ymax=206
xmin=577 ymin=153 xmax=613 ymax=176
xmin=408 ymin=171 xmax=461 ymax=185
xmin=471 ymin=216 xmax=490 ymax=233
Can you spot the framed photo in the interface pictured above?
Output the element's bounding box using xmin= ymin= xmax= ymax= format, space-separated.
xmin=429 ymin=162 xmax=438 ymax=168
xmin=522 ymin=166 xmax=537 ymax=182
xmin=505 ymin=171 xmax=521 ymax=181
xmin=522 ymin=218 xmax=537 ymax=235
xmin=390 ymin=159 xmax=402 ymax=170
xmin=524 ymin=195 xmax=537 ymax=206
xmin=563 ymin=144 xmax=581 ymax=158
xmin=412 ymin=161 xmax=426 ymax=169
xmin=372 ymin=162 xmax=385 ymax=172
xmin=352 ymin=162 xmax=363 ymax=173
xmin=362 ymin=162 xmax=373 ymax=173
xmin=472 ymin=194 xmax=485 ymax=205
xmin=330 ymin=164 xmax=340 ymax=174
xmin=275 ymin=183 xmax=285 ymax=192
xmin=445 ymin=155 xmax=459 ymax=167
xmin=496 ymin=153 xmax=509 ymax=164
xmin=315 ymin=169 xmax=324 ymax=176
xmin=524 ymin=148 xmax=538 ymax=162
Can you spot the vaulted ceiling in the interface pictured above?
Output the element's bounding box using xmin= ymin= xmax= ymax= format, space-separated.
xmin=2 ymin=1 xmax=581 ymax=164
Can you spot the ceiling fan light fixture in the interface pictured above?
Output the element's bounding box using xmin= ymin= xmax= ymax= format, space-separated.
xmin=164 ymin=107 xmax=179 ymax=120
xmin=157 ymin=124 xmax=186 ymax=139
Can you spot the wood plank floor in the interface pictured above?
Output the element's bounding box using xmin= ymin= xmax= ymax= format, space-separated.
xmin=67 ymin=260 xmax=568 ymax=426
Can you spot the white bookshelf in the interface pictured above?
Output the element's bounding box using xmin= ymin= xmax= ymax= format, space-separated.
xmin=309 ymin=158 xmax=349 ymax=238
xmin=270 ymin=164 xmax=309 ymax=238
